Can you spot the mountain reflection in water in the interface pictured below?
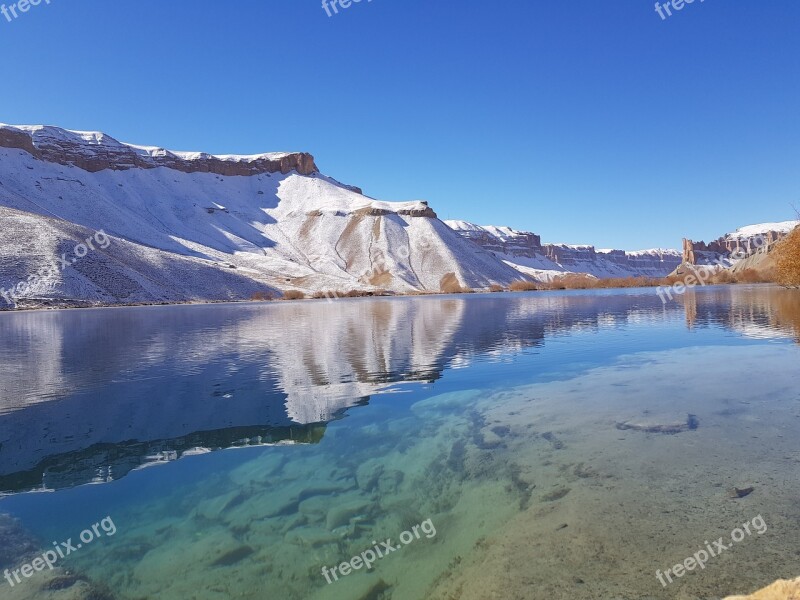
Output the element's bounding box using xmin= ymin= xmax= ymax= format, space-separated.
xmin=0 ymin=285 xmax=797 ymax=495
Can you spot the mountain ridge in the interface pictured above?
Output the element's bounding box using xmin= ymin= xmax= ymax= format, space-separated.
xmin=445 ymin=220 xmax=683 ymax=281
xmin=0 ymin=123 xmax=521 ymax=307
xmin=0 ymin=123 xmax=795 ymax=308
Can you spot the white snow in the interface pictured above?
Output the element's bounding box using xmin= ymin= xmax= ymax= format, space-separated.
xmin=0 ymin=124 xmax=298 ymax=163
xmin=0 ymin=133 xmax=520 ymax=305
xmin=444 ymin=221 xmax=525 ymax=241
xmin=726 ymin=221 xmax=799 ymax=240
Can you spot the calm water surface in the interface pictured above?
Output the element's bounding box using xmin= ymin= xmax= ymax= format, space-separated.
xmin=1 ymin=286 xmax=799 ymax=599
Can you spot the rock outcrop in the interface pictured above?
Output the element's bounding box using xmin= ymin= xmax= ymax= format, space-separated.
xmin=542 ymin=243 xmax=595 ymax=265
xmin=0 ymin=124 xmax=318 ymax=177
xmin=682 ymin=222 xmax=798 ymax=266
xmin=446 ymin=222 xmax=542 ymax=257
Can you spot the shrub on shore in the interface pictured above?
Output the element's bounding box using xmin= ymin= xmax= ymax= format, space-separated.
xmin=282 ymin=290 xmax=305 ymax=300
xmin=509 ymin=280 xmax=539 ymax=291
xmin=544 ymin=275 xmax=660 ymax=290
xmin=775 ymin=226 xmax=800 ymax=287
xmin=439 ymin=273 xmax=473 ymax=294
xmin=310 ymin=289 xmax=389 ymax=299
xmin=250 ymin=291 xmax=275 ymax=301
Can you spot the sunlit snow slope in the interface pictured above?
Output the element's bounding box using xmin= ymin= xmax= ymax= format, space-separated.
xmin=0 ymin=124 xmax=520 ymax=307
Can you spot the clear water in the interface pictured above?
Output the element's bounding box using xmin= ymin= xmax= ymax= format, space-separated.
xmin=1 ymin=286 xmax=799 ymax=599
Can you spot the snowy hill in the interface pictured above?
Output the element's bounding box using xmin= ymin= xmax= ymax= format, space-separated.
xmin=727 ymin=221 xmax=799 ymax=240
xmin=0 ymin=124 xmax=521 ymax=307
xmin=444 ymin=221 xmax=682 ymax=281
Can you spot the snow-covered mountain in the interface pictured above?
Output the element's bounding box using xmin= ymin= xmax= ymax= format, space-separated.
xmin=1 ymin=123 xmax=792 ymax=308
xmin=445 ymin=220 xmax=682 ymax=280
xmin=0 ymin=124 xmax=521 ymax=307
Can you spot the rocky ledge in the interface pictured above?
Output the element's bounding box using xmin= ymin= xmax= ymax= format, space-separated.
xmin=354 ymin=201 xmax=438 ymax=219
xmin=0 ymin=124 xmax=318 ymax=177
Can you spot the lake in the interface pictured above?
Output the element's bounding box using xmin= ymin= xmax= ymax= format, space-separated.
xmin=1 ymin=285 xmax=799 ymax=599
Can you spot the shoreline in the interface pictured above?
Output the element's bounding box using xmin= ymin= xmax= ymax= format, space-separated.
xmin=0 ymin=282 xmax=788 ymax=315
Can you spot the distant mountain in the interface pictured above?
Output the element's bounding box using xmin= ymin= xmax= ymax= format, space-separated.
xmin=445 ymin=220 xmax=682 ymax=280
xmin=0 ymin=124 xmax=520 ymax=307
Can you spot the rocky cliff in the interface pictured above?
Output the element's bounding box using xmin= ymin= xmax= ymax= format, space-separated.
xmin=445 ymin=221 xmax=682 ymax=280
xmin=0 ymin=124 xmax=318 ymax=177
xmin=444 ymin=222 xmax=542 ymax=257
xmin=682 ymin=222 xmax=798 ymax=265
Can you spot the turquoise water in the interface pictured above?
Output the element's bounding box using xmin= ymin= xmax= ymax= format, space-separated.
xmin=1 ymin=286 xmax=799 ymax=599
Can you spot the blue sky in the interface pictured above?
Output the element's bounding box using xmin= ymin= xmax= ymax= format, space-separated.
xmin=1 ymin=0 xmax=798 ymax=249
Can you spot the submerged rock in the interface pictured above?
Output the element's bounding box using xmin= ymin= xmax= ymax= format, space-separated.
xmin=410 ymin=390 xmax=484 ymax=416
xmin=355 ymin=461 xmax=384 ymax=492
xmin=540 ymin=487 xmax=571 ymax=502
xmin=616 ymin=413 xmax=699 ymax=434
xmin=0 ymin=513 xmax=39 ymax=567
xmin=541 ymin=431 xmax=565 ymax=449
xmin=1 ymin=513 xmax=117 ymax=600
xmin=325 ymin=495 xmax=373 ymax=530
xmin=284 ymin=527 xmax=339 ymax=548
xmin=724 ymin=577 xmax=800 ymax=599
xmin=308 ymin=573 xmax=390 ymax=600
xmin=210 ymin=545 xmax=255 ymax=567
xmin=729 ymin=486 xmax=755 ymax=499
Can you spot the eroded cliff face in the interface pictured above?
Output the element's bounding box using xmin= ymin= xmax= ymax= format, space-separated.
xmin=454 ymin=226 xmax=542 ymax=257
xmin=682 ymin=226 xmax=795 ymax=265
xmin=357 ymin=203 xmax=438 ymax=219
xmin=542 ymin=244 xmax=595 ymax=265
xmin=444 ymin=221 xmax=682 ymax=279
xmin=0 ymin=124 xmax=318 ymax=177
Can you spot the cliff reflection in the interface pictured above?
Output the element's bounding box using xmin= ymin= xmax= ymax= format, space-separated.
xmin=682 ymin=285 xmax=800 ymax=341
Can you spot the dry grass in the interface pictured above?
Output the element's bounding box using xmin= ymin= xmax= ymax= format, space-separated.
xmin=734 ymin=268 xmax=774 ymax=284
xmin=282 ymin=290 xmax=305 ymax=300
xmin=505 ymin=270 xmax=780 ymax=292
xmin=249 ymin=291 xmax=275 ymax=301
xmin=439 ymin=273 xmax=473 ymax=294
xmin=310 ymin=289 xmax=389 ymax=300
xmin=542 ymin=275 xmax=663 ymax=290
xmin=509 ymin=275 xmax=675 ymax=292
xmin=509 ymin=280 xmax=539 ymax=292
xmin=775 ymin=226 xmax=800 ymax=287
xmin=261 ymin=257 xmax=793 ymax=303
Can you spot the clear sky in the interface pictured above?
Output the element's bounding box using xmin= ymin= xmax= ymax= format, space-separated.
xmin=1 ymin=0 xmax=798 ymax=249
